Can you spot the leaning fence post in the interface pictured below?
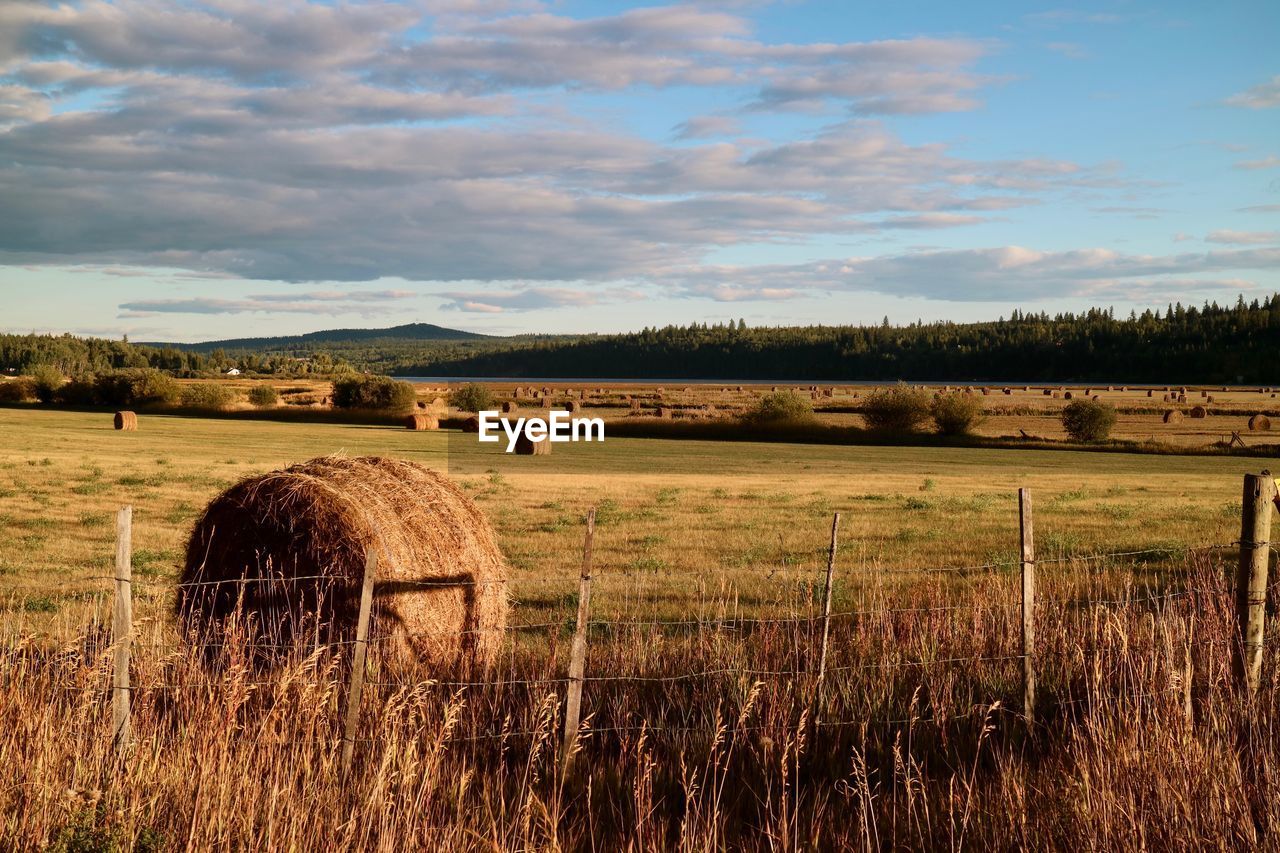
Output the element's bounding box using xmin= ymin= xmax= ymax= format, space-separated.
xmin=341 ymin=548 xmax=377 ymax=777
xmin=1235 ymin=472 xmax=1275 ymax=696
xmin=1019 ymin=488 xmax=1036 ymax=726
xmin=562 ymin=508 xmax=596 ymax=769
xmin=815 ymin=512 xmax=840 ymax=719
xmin=112 ymin=505 xmax=133 ymax=757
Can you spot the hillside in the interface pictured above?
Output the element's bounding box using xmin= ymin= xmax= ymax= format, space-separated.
xmin=143 ymin=322 xmax=494 ymax=352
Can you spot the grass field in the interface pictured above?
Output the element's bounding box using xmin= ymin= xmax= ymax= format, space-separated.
xmin=3 ymin=406 xmax=1279 ymax=849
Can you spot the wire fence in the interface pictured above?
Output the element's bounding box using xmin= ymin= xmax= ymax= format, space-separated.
xmin=17 ymin=476 xmax=1274 ymax=764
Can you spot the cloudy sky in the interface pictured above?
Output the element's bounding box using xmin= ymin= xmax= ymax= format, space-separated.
xmin=0 ymin=0 xmax=1277 ymax=341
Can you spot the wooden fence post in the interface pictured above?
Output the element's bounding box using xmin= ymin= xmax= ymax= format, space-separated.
xmin=1019 ymin=488 xmax=1036 ymax=726
xmin=815 ymin=512 xmax=840 ymax=719
xmin=562 ymin=508 xmax=596 ymax=769
xmin=112 ymin=506 xmax=133 ymax=757
xmin=340 ymin=548 xmax=377 ymax=777
xmin=1235 ymin=472 xmax=1276 ymax=696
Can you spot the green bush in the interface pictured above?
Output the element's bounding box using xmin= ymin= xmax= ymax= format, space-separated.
xmin=247 ymin=384 xmax=279 ymax=407
xmin=931 ymin=392 xmax=984 ymax=436
xmin=745 ymin=390 xmax=814 ymax=424
xmin=450 ymin=383 xmax=496 ymax=413
xmin=861 ymin=386 xmax=932 ymax=433
xmin=0 ymin=377 xmax=36 ymax=402
xmin=1061 ymin=399 xmax=1117 ymax=441
xmin=180 ymin=383 xmax=237 ymax=410
xmin=332 ymin=375 xmax=416 ymax=411
xmin=56 ymin=376 xmax=99 ymax=405
xmin=28 ymin=364 xmax=64 ymax=403
xmin=93 ymin=369 xmax=181 ymax=407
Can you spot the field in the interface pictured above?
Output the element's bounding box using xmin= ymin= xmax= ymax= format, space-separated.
xmin=3 ymin=404 xmax=1279 ymax=849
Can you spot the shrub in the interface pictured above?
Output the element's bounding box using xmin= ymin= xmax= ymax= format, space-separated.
xmin=332 ymin=375 xmax=416 ymax=411
xmin=745 ymin=391 xmax=814 ymax=424
xmin=93 ymin=369 xmax=181 ymax=407
xmin=931 ymin=393 xmax=984 ymax=436
xmin=0 ymin=377 xmax=36 ymax=403
xmin=56 ymin=376 xmax=99 ymax=405
xmin=450 ymin=383 xmax=496 ymax=413
xmin=28 ymin=365 xmax=64 ymax=403
xmin=861 ymin=386 xmax=932 ymax=433
xmin=180 ymin=383 xmax=237 ymax=410
xmin=247 ymin=385 xmax=279 ymax=407
xmin=1061 ymin=398 xmax=1117 ymax=441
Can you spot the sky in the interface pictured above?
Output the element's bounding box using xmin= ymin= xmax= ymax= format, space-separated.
xmin=0 ymin=0 xmax=1277 ymax=342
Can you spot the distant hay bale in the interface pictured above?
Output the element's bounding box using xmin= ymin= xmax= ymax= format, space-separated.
xmin=1043 ymin=389 xmax=1052 ymax=396
xmin=1003 ymin=388 xmax=1012 ymax=395
xmin=1052 ymin=392 xmax=1060 ymax=399
xmin=655 ymin=387 xmax=664 ymax=394
xmin=113 ymin=411 xmax=137 ymax=431
xmin=176 ymin=456 xmax=508 ymax=670
xmin=657 ymin=407 xmax=672 ymax=419
xmin=1249 ymin=414 xmax=1272 ymax=431
xmin=514 ymin=433 xmax=551 ymax=455
xmin=1177 ymin=395 xmax=1187 ymax=404
xmin=1163 ymin=410 xmax=1183 ymax=424
xmin=462 ymin=416 xmax=480 ymax=433
xmin=431 ymin=397 xmax=445 ymax=407
xmin=737 ymin=386 xmax=745 ymax=393
xmin=416 ymin=401 xmax=427 ymax=409
xmin=514 ymin=386 xmax=525 ymax=398
xmin=1189 ymin=405 xmax=1207 ymax=418
xmin=565 ymin=401 xmax=581 ymax=413
xmin=501 ymin=401 xmax=519 ymax=413
xmin=1200 ymin=390 xmax=1208 ymax=398
xmin=630 ymin=398 xmax=641 ymax=412
xmin=1108 ymin=386 xmax=1116 ymax=392
xmin=404 ymin=413 xmax=438 ymax=430
xmin=1206 ymin=395 xmax=1215 ymax=403
xmin=1063 ymin=391 xmax=1074 ymax=400
xmin=1147 ymin=390 xmax=1154 ymax=397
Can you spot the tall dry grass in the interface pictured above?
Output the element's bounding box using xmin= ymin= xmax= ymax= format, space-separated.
xmin=3 ymin=554 xmax=1277 ymax=850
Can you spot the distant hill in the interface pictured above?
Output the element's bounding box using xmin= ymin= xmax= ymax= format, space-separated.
xmin=144 ymin=322 xmax=494 ymax=352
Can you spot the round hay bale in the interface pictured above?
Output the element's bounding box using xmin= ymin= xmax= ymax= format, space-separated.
xmin=1108 ymin=386 xmax=1116 ymax=392
xmin=513 ymin=386 xmax=525 ymax=398
xmin=176 ymin=456 xmax=508 ymax=669
xmin=630 ymin=398 xmax=641 ymax=411
xmin=657 ymin=407 xmax=672 ymax=419
xmin=771 ymin=386 xmax=779 ymax=392
xmin=1063 ymin=391 xmax=1074 ymax=400
xmin=1206 ymin=395 xmax=1215 ymax=403
xmin=565 ymin=401 xmax=581 ymax=413
xmin=1189 ymin=405 xmax=1207 ymax=419
xmin=1177 ymin=395 xmax=1187 ymax=404
xmin=1249 ymin=414 xmax=1271 ymax=431
xmin=1003 ymin=388 xmax=1012 ymax=395
xmin=113 ymin=411 xmax=137 ymax=431
xmin=431 ymin=397 xmax=445 ymax=407
xmin=1043 ymin=389 xmax=1052 ymax=396
xmin=1200 ymin=390 xmax=1208 ymax=398
xmin=1147 ymin=390 xmax=1154 ymax=397
xmin=416 ymin=401 xmax=427 ymax=410
xmin=1052 ymin=392 xmax=1060 ymax=399
xmin=514 ymin=433 xmax=551 ymax=455
xmin=404 ymin=413 xmax=438 ymax=430
xmin=1163 ymin=410 xmax=1183 ymax=424
xmin=461 ymin=415 xmax=480 ymax=433
xmin=501 ymin=401 xmax=519 ymax=414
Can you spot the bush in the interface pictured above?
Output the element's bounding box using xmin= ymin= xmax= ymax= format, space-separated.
xmin=450 ymin=383 xmax=496 ymax=413
xmin=745 ymin=391 xmax=814 ymax=424
xmin=180 ymin=383 xmax=237 ymax=410
xmin=861 ymin=386 xmax=932 ymax=433
xmin=56 ymin=376 xmax=99 ymax=405
xmin=0 ymin=377 xmax=36 ymax=403
xmin=247 ymin=385 xmax=279 ymax=407
xmin=332 ymin=375 xmax=416 ymax=411
xmin=93 ymin=369 xmax=181 ymax=407
xmin=1061 ymin=399 xmax=1117 ymax=441
xmin=28 ymin=365 xmax=63 ymax=403
xmin=931 ymin=393 xmax=984 ymax=436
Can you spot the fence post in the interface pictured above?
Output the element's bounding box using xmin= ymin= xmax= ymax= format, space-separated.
xmin=1235 ymin=472 xmax=1275 ymax=696
xmin=815 ymin=512 xmax=840 ymax=719
xmin=562 ymin=508 xmax=596 ymax=769
xmin=112 ymin=506 xmax=133 ymax=757
xmin=1019 ymin=488 xmax=1036 ymax=726
xmin=341 ymin=548 xmax=377 ymax=777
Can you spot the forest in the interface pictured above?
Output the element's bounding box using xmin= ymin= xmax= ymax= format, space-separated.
xmin=3 ymin=296 xmax=1279 ymax=383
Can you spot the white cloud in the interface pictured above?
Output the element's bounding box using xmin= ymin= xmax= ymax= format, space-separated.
xmin=1206 ymin=230 xmax=1280 ymax=245
xmin=1235 ymin=155 xmax=1280 ymax=170
xmin=1226 ymin=75 xmax=1280 ymax=110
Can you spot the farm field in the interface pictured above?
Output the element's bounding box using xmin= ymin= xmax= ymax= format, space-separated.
xmin=3 ymin=405 xmax=1279 ymax=849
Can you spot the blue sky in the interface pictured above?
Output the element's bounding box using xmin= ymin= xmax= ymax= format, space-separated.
xmin=0 ymin=0 xmax=1276 ymax=342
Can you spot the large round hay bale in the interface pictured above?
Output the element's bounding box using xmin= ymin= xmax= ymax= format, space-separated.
xmin=1249 ymin=414 xmax=1272 ymax=431
xmin=462 ymin=415 xmax=480 ymax=433
xmin=514 ymin=433 xmax=551 ymax=455
xmin=176 ymin=456 xmax=508 ymax=669
xmin=565 ymin=401 xmax=581 ymax=413
xmin=404 ymin=413 xmax=438 ymax=430
xmin=113 ymin=411 xmax=137 ymax=431
xmin=502 ymin=401 xmax=519 ymax=414
xmin=1189 ymin=405 xmax=1207 ymax=418
xmin=1163 ymin=410 xmax=1182 ymax=424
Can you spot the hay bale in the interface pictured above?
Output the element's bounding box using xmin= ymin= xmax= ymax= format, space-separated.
xmin=1206 ymin=395 xmax=1215 ymax=403
xmin=176 ymin=456 xmax=508 ymax=669
xmin=113 ymin=411 xmax=137 ymax=431
xmin=565 ymin=401 xmax=581 ymax=413
xmin=1147 ymin=390 xmax=1154 ymax=397
xmin=630 ymin=398 xmax=641 ymax=412
xmin=513 ymin=433 xmax=551 ymax=455
xmin=502 ymin=401 xmax=519 ymax=414
xmin=462 ymin=416 xmax=480 ymax=433
xmin=1177 ymin=395 xmax=1187 ymax=404
xmin=404 ymin=413 xmax=438 ymax=430
xmin=1163 ymin=410 xmax=1183 ymax=424
xmin=513 ymin=386 xmax=525 ymax=398
xmin=1249 ymin=414 xmax=1272 ymax=431
xmin=1003 ymin=387 xmax=1012 ymax=395
xmin=431 ymin=397 xmax=445 ymax=407
xmin=1043 ymin=389 xmax=1052 ymax=396
xmin=1052 ymin=392 xmax=1060 ymax=399
xmin=416 ymin=401 xmax=427 ymax=410
xmin=1189 ymin=405 xmax=1207 ymax=418
xmin=1200 ymin=390 xmax=1208 ymax=398
xmin=1063 ymin=391 xmax=1074 ymax=400
xmin=656 ymin=407 xmax=672 ymax=419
